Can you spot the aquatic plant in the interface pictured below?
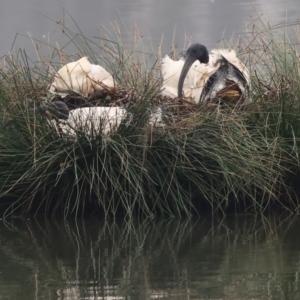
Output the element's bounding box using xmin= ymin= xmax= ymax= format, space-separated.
xmin=0 ymin=16 xmax=300 ymax=217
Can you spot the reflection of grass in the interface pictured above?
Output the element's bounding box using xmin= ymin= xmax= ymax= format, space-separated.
xmin=0 ymin=217 xmax=198 ymax=299
xmin=1 ymin=16 xmax=300 ymax=217
xmin=0 ymin=215 xmax=299 ymax=299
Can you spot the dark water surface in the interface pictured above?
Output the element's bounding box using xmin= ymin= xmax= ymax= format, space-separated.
xmin=1 ymin=0 xmax=299 ymax=59
xmin=1 ymin=215 xmax=300 ymax=299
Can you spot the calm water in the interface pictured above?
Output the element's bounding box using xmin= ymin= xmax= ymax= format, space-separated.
xmin=1 ymin=215 xmax=300 ymax=299
xmin=0 ymin=0 xmax=300 ymax=59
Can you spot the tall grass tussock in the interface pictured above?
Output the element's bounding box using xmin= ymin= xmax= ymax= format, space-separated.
xmin=0 ymin=16 xmax=300 ymax=218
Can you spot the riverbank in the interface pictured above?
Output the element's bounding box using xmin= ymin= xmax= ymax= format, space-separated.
xmin=0 ymin=20 xmax=300 ymax=217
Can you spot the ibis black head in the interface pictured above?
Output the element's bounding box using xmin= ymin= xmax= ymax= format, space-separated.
xmin=178 ymin=43 xmax=209 ymax=98
xmin=185 ymin=43 xmax=209 ymax=64
xmin=40 ymin=101 xmax=69 ymax=120
xmin=51 ymin=101 xmax=69 ymax=120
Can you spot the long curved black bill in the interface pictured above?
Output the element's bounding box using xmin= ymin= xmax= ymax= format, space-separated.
xmin=178 ymin=55 xmax=197 ymax=98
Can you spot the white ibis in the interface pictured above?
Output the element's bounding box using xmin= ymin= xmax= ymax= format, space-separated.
xmin=178 ymin=43 xmax=250 ymax=103
xmin=44 ymin=101 xmax=164 ymax=138
xmin=161 ymin=44 xmax=249 ymax=103
xmin=48 ymin=57 xmax=116 ymax=97
xmin=45 ymin=101 xmax=126 ymax=137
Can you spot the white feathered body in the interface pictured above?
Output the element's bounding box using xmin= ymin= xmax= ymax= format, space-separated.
xmin=49 ymin=106 xmax=164 ymax=139
xmin=48 ymin=57 xmax=116 ymax=97
xmin=161 ymin=49 xmax=250 ymax=104
xmin=50 ymin=107 xmax=127 ymax=138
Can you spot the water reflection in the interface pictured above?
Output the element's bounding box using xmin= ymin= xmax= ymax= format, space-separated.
xmin=0 ymin=214 xmax=300 ymax=299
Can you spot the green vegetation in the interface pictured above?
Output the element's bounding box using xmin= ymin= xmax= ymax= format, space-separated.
xmin=0 ymin=19 xmax=300 ymax=218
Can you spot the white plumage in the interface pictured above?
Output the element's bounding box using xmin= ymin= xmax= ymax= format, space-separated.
xmin=49 ymin=106 xmax=127 ymax=138
xmin=161 ymin=44 xmax=250 ymax=104
xmin=68 ymin=106 xmax=127 ymax=136
xmin=48 ymin=57 xmax=116 ymax=97
xmin=46 ymin=101 xmax=164 ymax=139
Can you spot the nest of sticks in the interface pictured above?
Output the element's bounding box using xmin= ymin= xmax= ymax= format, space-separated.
xmin=49 ymin=81 xmax=248 ymax=126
